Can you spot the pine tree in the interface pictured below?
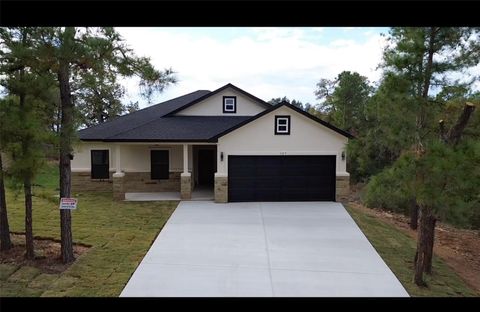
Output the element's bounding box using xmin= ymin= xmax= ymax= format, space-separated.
xmin=0 ymin=28 xmax=55 ymax=259
xmin=380 ymin=27 xmax=479 ymax=285
xmin=29 ymin=27 xmax=176 ymax=263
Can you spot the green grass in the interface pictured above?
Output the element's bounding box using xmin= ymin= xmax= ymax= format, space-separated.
xmin=1 ymin=163 xmax=178 ymax=297
xmin=346 ymin=205 xmax=478 ymax=297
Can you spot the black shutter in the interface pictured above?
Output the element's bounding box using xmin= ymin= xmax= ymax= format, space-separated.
xmin=151 ymin=150 xmax=169 ymax=180
xmin=91 ymin=150 xmax=109 ymax=179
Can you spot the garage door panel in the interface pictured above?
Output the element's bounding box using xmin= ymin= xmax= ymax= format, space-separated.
xmin=228 ymin=156 xmax=336 ymax=202
xmin=256 ymin=178 xmax=281 ymax=190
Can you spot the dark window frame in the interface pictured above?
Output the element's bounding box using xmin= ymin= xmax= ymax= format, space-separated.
xmin=275 ymin=115 xmax=291 ymax=135
xmin=223 ymin=96 xmax=237 ymax=113
xmin=151 ymin=150 xmax=170 ymax=180
xmin=91 ymin=149 xmax=110 ymax=179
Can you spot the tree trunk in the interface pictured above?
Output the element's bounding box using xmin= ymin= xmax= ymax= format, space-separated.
xmin=410 ymin=198 xmax=418 ymax=230
xmin=414 ymin=205 xmax=433 ymax=286
xmin=446 ymin=102 xmax=476 ymax=146
xmin=24 ymin=178 xmax=34 ymax=259
xmin=17 ymin=61 xmax=36 ymax=260
xmin=423 ymin=215 xmax=437 ymax=274
xmin=0 ymin=152 xmax=13 ymax=251
xmin=58 ymin=53 xmax=75 ymax=264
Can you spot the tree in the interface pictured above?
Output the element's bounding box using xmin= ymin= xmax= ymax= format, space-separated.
xmin=31 ymin=27 xmax=176 ymax=263
xmin=74 ymin=68 xmax=139 ymax=127
xmin=315 ymin=71 xmax=373 ymax=134
xmin=381 ymin=27 xmax=480 ymax=285
xmin=268 ymin=96 xmax=309 ymax=111
xmin=0 ymin=151 xmax=12 ymax=251
xmin=0 ymin=28 xmax=56 ymax=259
xmin=347 ymin=72 xmax=417 ymax=181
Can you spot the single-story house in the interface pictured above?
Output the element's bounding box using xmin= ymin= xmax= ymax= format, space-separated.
xmin=71 ymin=83 xmax=353 ymax=203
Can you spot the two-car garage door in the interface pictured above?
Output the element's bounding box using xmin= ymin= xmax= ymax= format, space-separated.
xmin=228 ymin=155 xmax=336 ymax=202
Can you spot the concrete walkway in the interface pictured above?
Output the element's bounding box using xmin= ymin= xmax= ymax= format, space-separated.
xmin=120 ymin=201 xmax=409 ymax=297
xmin=125 ymin=188 xmax=214 ymax=201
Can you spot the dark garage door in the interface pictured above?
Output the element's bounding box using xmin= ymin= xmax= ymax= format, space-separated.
xmin=228 ymin=155 xmax=336 ymax=202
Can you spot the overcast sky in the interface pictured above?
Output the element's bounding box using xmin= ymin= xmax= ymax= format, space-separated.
xmin=116 ymin=27 xmax=478 ymax=109
xmin=116 ymin=27 xmax=391 ymax=108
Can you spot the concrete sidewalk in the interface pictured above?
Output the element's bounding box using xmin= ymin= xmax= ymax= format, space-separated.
xmin=120 ymin=201 xmax=409 ymax=297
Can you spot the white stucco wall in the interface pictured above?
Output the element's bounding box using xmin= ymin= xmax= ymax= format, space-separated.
xmin=216 ymin=106 xmax=349 ymax=176
xmin=71 ymin=142 xmax=193 ymax=172
xmin=71 ymin=142 xmax=117 ymax=172
xmin=175 ymin=87 xmax=266 ymax=116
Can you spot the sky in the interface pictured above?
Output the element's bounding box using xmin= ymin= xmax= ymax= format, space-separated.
xmin=116 ymin=27 xmax=392 ymax=108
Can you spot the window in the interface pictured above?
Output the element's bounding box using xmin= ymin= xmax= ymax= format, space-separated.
xmin=91 ymin=150 xmax=109 ymax=179
xmin=223 ymin=96 xmax=237 ymax=113
xmin=151 ymin=150 xmax=169 ymax=180
xmin=275 ymin=116 xmax=291 ymax=135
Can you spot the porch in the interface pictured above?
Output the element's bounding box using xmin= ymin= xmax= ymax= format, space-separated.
xmin=72 ymin=142 xmax=218 ymax=201
xmin=124 ymin=187 xmax=214 ymax=201
xmin=113 ymin=143 xmax=217 ymax=201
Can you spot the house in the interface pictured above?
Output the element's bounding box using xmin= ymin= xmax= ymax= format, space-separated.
xmin=71 ymin=83 xmax=353 ymax=203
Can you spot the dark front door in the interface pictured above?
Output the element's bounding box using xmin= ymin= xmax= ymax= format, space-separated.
xmin=198 ymin=149 xmax=215 ymax=186
xmin=228 ymin=155 xmax=336 ymax=202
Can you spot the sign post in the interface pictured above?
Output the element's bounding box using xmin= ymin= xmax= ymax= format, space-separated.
xmin=59 ymin=198 xmax=78 ymax=210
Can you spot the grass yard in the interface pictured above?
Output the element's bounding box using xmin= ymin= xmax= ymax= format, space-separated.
xmin=1 ymin=163 xmax=177 ymax=297
xmin=346 ymin=205 xmax=478 ymax=297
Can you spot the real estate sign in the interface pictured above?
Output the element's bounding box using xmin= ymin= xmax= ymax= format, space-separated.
xmin=59 ymin=198 xmax=78 ymax=210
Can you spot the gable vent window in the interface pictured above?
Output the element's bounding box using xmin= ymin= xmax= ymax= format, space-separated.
xmin=91 ymin=150 xmax=110 ymax=179
xmin=223 ymin=96 xmax=237 ymax=113
xmin=275 ymin=116 xmax=291 ymax=135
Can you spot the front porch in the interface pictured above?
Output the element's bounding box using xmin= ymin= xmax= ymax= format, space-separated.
xmin=112 ymin=143 xmax=217 ymax=201
xmin=72 ymin=142 xmax=218 ymax=201
xmin=124 ymin=186 xmax=214 ymax=201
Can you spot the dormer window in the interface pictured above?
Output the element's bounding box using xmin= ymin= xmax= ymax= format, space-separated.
xmin=275 ymin=115 xmax=290 ymax=135
xmin=223 ymin=96 xmax=237 ymax=113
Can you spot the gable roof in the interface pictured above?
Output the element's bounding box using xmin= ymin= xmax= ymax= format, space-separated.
xmin=211 ymin=101 xmax=354 ymax=140
xmin=78 ymin=90 xmax=211 ymax=140
xmin=77 ymin=89 xmax=352 ymax=143
xmin=164 ymin=83 xmax=272 ymax=116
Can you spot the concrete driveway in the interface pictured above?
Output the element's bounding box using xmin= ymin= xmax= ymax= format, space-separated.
xmin=120 ymin=201 xmax=409 ymax=297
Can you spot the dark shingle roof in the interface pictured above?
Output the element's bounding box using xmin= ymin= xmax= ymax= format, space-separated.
xmin=78 ymin=88 xmax=253 ymax=142
xmin=103 ymin=116 xmax=252 ymax=141
xmin=78 ymin=90 xmax=211 ymax=140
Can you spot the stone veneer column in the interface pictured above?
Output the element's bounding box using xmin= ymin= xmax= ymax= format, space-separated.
xmin=336 ymin=174 xmax=350 ymax=202
xmin=181 ymin=172 xmax=192 ymax=200
xmin=214 ymin=173 xmax=228 ymax=203
xmin=112 ymin=172 xmax=125 ymax=201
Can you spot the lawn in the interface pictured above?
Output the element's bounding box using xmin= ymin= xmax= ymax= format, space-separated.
xmin=346 ymin=205 xmax=478 ymax=297
xmin=1 ymin=163 xmax=178 ymax=297
xmin=1 ymin=163 xmax=476 ymax=297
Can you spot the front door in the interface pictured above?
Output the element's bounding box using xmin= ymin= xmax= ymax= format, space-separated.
xmin=198 ymin=149 xmax=215 ymax=186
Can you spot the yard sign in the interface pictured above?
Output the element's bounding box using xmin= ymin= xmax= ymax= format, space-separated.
xmin=59 ymin=198 xmax=78 ymax=210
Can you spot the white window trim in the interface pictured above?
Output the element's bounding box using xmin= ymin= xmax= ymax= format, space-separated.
xmin=276 ymin=117 xmax=290 ymax=133
xmin=223 ymin=96 xmax=237 ymax=113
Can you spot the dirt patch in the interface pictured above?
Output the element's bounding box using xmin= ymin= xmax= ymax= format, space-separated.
xmin=0 ymin=234 xmax=90 ymax=274
xmin=347 ymin=186 xmax=480 ymax=294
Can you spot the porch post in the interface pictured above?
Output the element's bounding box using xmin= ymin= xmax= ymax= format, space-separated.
xmin=112 ymin=144 xmax=125 ymax=201
xmin=183 ymin=144 xmax=188 ymax=174
xmin=180 ymin=144 xmax=192 ymax=200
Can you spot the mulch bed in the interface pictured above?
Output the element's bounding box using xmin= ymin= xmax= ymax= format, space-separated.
xmin=0 ymin=234 xmax=90 ymax=274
